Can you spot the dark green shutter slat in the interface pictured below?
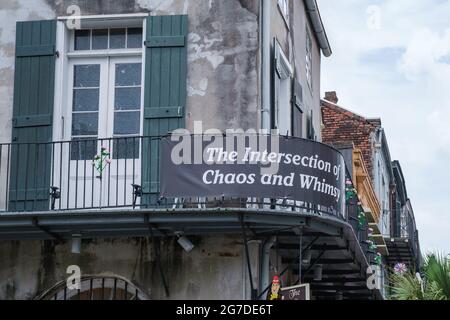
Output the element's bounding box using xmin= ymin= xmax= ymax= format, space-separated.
xmin=9 ymin=20 xmax=56 ymax=212
xmin=144 ymin=106 xmax=184 ymax=119
xmin=145 ymin=36 xmax=185 ymax=48
xmin=9 ymin=188 xmax=50 ymax=201
xmin=142 ymin=15 xmax=188 ymax=206
xmin=16 ymin=45 xmax=55 ymax=57
xmin=13 ymin=114 xmax=53 ymax=127
xmin=293 ymin=80 xmax=303 ymax=112
xmin=292 ymin=79 xmax=303 ymax=138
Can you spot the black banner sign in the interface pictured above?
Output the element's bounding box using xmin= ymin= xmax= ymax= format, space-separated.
xmin=160 ymin=135 xmax=345 ymax=216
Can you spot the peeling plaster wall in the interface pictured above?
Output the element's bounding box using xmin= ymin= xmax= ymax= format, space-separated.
xmin=0 ymin=236 xmax=260 ymax=300
xmin=40 ymin=0 xmax=260 ymax=131
xmin=0 ymin=0 xmax=261 ymax=300
xmin=0 ymin=0 xmax=260 ymax=135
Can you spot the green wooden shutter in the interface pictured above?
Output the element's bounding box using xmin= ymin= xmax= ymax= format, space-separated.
xmin=142 ymin=15 xmax=188 ymax=206
xmin=292 ymin=79 xmax=303 ymax=138
xmin=307 ymin=110 xmax=316 ymax=141
xmin=9 ymin=20 xmax=56 ymax=212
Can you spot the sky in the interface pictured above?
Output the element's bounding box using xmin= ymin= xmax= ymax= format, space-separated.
xmin=317 ymin=0 xmax=450 ymax=254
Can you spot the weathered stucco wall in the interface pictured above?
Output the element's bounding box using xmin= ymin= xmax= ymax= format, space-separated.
xmin=270 ymin=0 xmax=322 ymax=140
xmin=0 ymin=0 xmax=261 ymax=300
xmin=0 ymin=235 xmax=260 ymax=300
xmin=0 ymin=0 xmax=260 ymax=140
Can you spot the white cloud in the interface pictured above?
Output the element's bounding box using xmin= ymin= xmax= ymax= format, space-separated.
xmin=399 ymin=28 xmax=450 ymax=81
xmin=318 ymin=0 xmax=450 ymax=254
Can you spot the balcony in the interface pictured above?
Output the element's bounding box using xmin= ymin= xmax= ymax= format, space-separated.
xmin=0 ymin=136 xmax=383 ymax=299
xmin=384 ymin=207 xmax=421 ymax=271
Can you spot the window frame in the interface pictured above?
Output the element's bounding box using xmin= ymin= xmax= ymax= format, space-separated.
xmin=277 ymin=0 xmax=290 ymax=25
xmin=53 ymin=17 xmax=146 ymax=141
xmin=109 ymin=57 xmax=144 ymax=159
xmin=305 ymin=25 xmax=313 ymax=92
xmin=273 ymin=40 xmax=293 ymax=135
xmin=71 ymin=27 xmax=144 ymax=52
xmin=292 ymin=80 xmax=304 ymax=138
xmin=52 ymin=16 xmax=146 ymax=163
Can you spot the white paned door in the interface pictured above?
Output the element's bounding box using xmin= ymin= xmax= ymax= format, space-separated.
xmin=60 ymin=56 xmax=143 ymax=209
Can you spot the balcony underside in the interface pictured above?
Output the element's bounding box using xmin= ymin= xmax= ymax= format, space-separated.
xmin=0 ymin=207 xmax=382 ymax=300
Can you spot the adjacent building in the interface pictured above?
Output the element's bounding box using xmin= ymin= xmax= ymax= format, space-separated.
xmin=321 ymin=92 xmax=422 ymax=285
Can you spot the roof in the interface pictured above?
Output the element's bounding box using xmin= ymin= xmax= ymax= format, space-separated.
xmin=321 ymin=99 xmax=378 ymax=125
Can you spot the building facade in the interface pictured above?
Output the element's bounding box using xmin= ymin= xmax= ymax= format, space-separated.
xmin=0 ymin=1 xmax=385 ymax=300
xmin=321 ymin=92 xmax=422 ymax=286
xmin=322 ymin=94 xmax=394 ymax=237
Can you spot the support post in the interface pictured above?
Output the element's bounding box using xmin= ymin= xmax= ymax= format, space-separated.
xmin=148 ymin=223 xmax=170 ymax=298
xmin=259 ymin=236 xmax=277 ymax=300
xmin=298 ymin=228 xmax=303 ymax=283
xmin=241 ymin=215 xmax=256 ymax=300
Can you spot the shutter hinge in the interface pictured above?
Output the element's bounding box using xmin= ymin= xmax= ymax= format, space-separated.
xmin=144 ymin=106 xmax=184 ymax=119
xmin=55 ymin=50 xmax=60 ymax=58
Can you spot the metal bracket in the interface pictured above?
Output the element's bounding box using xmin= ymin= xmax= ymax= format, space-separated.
xmin=50 ymin=186 xmax=60 ymax=211
xmin=131 ymin=184 xmax=143 ymax=209
xmin=32 ymin=217 xmax=63 ymax=242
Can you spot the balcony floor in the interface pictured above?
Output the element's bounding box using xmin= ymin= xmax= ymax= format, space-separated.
xmin=0 ymin=207 xmax=383 ymax=300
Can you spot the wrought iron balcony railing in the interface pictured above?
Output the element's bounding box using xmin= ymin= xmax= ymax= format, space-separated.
xmin=1 ymin=136 xmax=154 ymax=212
xmin=0 ymin=136 xmax=346 ymax=214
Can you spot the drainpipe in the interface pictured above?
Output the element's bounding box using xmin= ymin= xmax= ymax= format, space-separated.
xmin=261 ymin=0 xmax=271 ymax=130
xmin=258 ymin=2 xmax=272 ymax=300
xmin=304 ymin=0 xmax=332 ymax=57
xmin=259 ymin=236 xmax=276 ymax=300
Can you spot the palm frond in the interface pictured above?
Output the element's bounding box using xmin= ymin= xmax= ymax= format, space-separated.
xmin=424 ymin=253 xmax=450 ymax=299
xmin=389 ymin=272 xmax=424 ymax=300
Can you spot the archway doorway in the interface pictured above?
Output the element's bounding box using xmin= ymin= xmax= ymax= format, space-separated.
xmin=35 ymin=274 xmax=150 ymax=300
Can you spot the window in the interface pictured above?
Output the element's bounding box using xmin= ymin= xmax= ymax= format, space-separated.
xmin=11 ymin=16 xmax=187 ymax=211
xmin=69 ymin=59 xmax=142 ymax=160
xmin=293 ymin=107 xmax=303 ymax=138
xmin=112 ymin=62 xmax=142 ymax=159
xmin=307 ymin=110 xmax=316 ymax=141
xmin=278 ymin=0 xmax=289 ymax=22
xmin=71 ymin=64 xmax=100 ymax=160
xmin=306 ymin=27 xmax=313 ymax=90
xmin=68 ymin=26 xmax=144 ymax=161
xmin=74 ymin=28 xmax=143 ymax=51
xmin=274 ymin=41 xmax=293 ymax=135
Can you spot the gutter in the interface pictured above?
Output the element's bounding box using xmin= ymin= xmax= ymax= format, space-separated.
xmin=304 ymin=0 xmax=332 ymax=57
xmin=261 ymin=0 xmax=271 ymax=130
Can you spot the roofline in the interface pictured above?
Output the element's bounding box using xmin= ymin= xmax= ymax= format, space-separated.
xmin=321 ymin=99 xmax=374 ymax=124
xmin=392 ymin=160 xmax=408 ymax=202
xmin=304 ymin=0 xmax=332 ymax=57
xmin=377 ymin=128 xmax=394 ymax=181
